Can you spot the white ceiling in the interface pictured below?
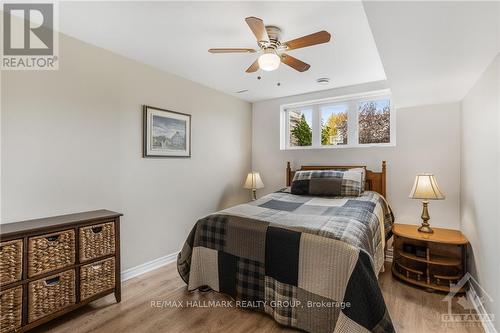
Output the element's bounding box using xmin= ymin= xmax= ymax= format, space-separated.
xmin=58 ymin=1 xmax=386 ymax=102
xmin=363 ymin=1 xmax=499 ymax=108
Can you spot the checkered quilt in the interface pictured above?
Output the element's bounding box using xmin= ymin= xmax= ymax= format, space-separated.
xmin=177 ymin=190 xmax=395 ymax=333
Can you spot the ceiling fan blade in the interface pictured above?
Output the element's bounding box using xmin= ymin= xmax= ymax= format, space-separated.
xmin=281 ymin=54 xmax=310 ymax=72
xmin=208 ymin=48 xmax=256 ymax=53
xmin=245 ymin=59 xmax=260 ymax=73
xmin=284 ymin=31 xmax=331 ymax=50
xmin=245 ymin=17 xmax=270 ymax=43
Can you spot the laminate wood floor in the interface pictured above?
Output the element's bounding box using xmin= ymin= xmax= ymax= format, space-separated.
xmin=32 ymin=263 xmax=484 ymax=333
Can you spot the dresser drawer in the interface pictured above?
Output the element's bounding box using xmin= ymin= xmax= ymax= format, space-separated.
xmin=0 ymin=286 xmax=23 ymax=333
xmin=80 ymin=257 xmax=115 ymax=300
xmin=28 ymin=230 xmax=75 ymax=277
xmin=0 ymin=239 xmax=23 ymax=286
xmin=79 ymin=222 xmax=115 ymax=262
xmin=28 ymin=269 xmax=76 ymax=323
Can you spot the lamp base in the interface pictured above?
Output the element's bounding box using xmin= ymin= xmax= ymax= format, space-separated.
xmin=418 ymin=224 xmax=434 ymax=234
xmin=417 ymin=200 xmax=434 ymax=233
xmin=251 ymin=189 xmax=257 ymax=201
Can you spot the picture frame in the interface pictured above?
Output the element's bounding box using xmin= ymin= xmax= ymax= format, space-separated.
xmin=143 ymin=105 xmax=191 ymax=158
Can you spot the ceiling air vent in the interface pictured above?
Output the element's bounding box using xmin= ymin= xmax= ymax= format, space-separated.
xmin=316 ymin=78 xmax=330 ymax=85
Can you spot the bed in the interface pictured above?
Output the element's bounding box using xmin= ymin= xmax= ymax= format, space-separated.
xmin=177 ymin=161 xmax=395 ymax=333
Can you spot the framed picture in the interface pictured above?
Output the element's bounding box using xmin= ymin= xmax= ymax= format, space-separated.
xmin=143 ymin=105 xmax=191 ymax=157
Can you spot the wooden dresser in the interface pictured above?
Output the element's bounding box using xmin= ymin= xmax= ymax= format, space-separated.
xmin=391 ymin=223 xmax=468 ymax=293
xmin=0 ymin=210 xmax=122 ymax=333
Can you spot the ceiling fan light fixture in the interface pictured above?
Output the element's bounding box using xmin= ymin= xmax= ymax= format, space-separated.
xmin=258 ymin=50 xmax=280 ymax=71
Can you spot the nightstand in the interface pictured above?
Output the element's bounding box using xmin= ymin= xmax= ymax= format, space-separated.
xmin=391 ymin=223 xmax=468 ymax=293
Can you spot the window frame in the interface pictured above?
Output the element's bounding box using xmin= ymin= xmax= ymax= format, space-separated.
xmin=280 ymin=89 xmax=395 ymax=150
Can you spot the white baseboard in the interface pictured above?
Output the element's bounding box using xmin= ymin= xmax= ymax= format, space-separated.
xmin=121 ymin=252 xmax=178 ymax=282
xmin=468 ymin=284 xmax=497 ymax=333
xmin=385 ymin=246 xmax=393 ymax=262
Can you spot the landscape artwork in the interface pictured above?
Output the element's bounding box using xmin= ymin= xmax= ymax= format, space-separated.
xmin=143 ymin=105 xmax=191 ymax=157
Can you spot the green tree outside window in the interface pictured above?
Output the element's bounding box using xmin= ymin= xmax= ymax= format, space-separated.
xmin=290 ymin=114 xmax=312 ymax=146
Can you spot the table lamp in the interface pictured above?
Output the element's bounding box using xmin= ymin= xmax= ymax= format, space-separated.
xmin=244 ymin=172 xmax=264 ymax=200
xmin=409 ymin=173 xmax=445 ymax=233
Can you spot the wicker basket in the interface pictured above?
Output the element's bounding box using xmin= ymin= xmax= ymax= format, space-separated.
xmin=28 ymin=230 xmax=75 ymax=277
xmin=79 ymin=222 xmax=115 ymax=262
xmin=80 ymin=257 xmax=115 ymax=300
xmin=0 ymin=286 xmax=23 ymax=333
xmin=28 ymin=269 xmax=75 ymax=323
xmin=0 ymin=239 xmax=23 ymax=286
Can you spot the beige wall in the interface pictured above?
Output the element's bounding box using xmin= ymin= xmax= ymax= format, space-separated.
xmin=252 ymin=82 xmax=461 ymax=229
xmin=1 ymin=34 xmax=252 ymax=270
xmin=460 ymin=54 xmax=499 ymax=330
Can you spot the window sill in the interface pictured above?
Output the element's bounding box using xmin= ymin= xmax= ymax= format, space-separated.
xmin=281 ymin=142 xmax=396 ymax=151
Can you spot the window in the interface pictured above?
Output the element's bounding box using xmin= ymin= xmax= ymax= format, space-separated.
xmin=281 ymin=90 xmax=394 ymax=150
xmin=358 ymin=99 xmax=391 ymax=144
xmin=288 ymin=108 xmax=312 ymax=147
xmin=321 ymin=105 xmax=348 ymax=146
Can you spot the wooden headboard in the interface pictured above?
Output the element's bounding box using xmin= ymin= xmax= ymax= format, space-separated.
xmin=286 ymin=161 xmax=387 ymax=198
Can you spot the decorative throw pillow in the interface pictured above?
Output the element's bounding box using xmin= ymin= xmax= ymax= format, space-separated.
xmin=291 ymin=170 xmax=363 ymax=197
xmin=349 ymin=167 xmax=366 ymax=193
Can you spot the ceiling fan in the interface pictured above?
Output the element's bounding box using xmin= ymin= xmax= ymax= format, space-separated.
xmin=208 ymin=17 xmax=331 ymax=73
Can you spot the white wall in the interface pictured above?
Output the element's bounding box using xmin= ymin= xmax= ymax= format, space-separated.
xmin=252 ymin=82 xmax=461 ymax=229
xmin=1 ymin=34 xmax=252 ymax=270
xmin=460 ymin=54 xmax=499 ymax=329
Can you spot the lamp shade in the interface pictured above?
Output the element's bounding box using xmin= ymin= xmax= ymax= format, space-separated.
xmin=409 ymin=174 xmax=445 ymax=200
xmin=243 ymin=172 xmax=264 ymax=189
